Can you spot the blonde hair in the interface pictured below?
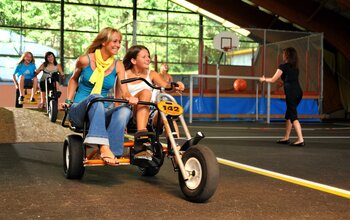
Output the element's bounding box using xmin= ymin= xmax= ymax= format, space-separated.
xmin=18 ymin=51 xmax=35 ymax=64
xmin=160 ymin=63 xmax=168 ymax=73
xmin=86 ymin=27 xmax=122 ymax=54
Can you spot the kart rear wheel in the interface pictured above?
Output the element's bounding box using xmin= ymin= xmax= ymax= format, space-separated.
xmin=49 ymin=99 xmax=58 ymax=122
xmin=63 ymin=135 xmax=85 ymax=179
xmin=178 ymin=145 xmax=219 ymax=203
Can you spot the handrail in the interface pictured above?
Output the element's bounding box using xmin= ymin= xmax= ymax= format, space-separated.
xmin=188 ymin=74 xmax=272 ymax=124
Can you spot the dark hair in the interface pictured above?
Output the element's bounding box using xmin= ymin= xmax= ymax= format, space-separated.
xmin=283 ymin=47 xmax=298 ymax=69
xmin=44 ymin=51 xmax=58 ymax=67
xmin=123 ymin=45 xmax=150 ymax=70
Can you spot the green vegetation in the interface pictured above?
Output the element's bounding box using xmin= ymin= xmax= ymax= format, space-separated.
xmin=0 ymin=0 xmax=254 ymax=77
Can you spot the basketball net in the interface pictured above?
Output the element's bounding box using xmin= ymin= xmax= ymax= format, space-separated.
xmin=222 ymin=46 xmax=235 ymax=65
xmin=223 ymin=46 xmax=233 ymax=52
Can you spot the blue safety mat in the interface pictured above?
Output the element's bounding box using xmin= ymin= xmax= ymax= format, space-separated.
xmin=175 ymin=95 xmax=320 ymax=122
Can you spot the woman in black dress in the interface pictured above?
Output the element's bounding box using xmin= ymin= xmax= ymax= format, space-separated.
xmin=260 ymin=47 xmax=305 ymax=146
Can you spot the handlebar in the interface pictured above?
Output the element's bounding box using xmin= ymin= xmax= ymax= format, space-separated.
xmin=61 ymin=97 xmax=158 ymax=129
xmin=62 ymin=77 xmax=180 ymax=129
xmin=87 ymin=97 xmax=157 ymax=108
xmin=121 ymin=77 xmax=178 ymax=91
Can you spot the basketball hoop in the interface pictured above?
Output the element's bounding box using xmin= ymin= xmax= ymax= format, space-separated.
xmin=213 ymin=31 xmax=239 ymax=53
xmin=213 ymin=32 xmax=239 ymax=64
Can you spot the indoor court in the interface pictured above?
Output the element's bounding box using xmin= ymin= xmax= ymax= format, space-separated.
xmin=1 ymin=0 xmax=350 ymax=219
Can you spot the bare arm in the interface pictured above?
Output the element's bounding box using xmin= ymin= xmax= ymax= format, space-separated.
xmin=151 ymin=71 xmax=184 ymax=91
xmin=168 ymin=74 xmax=173 ymax=83
xmin=67 ymin=55 xmax=88 ymax=101
xmin=115 ymin=61 xmax=130 ymax=98
xmin=115 ymin=61 xmax=138 ymax=105
xmin=57 ymin=64 xmax=65 ymax=81
xmin=34 ymin=63 xmax=44 ymax=77
xmin=152 ymin=71 xmax=169 ymax=88
xmin=57 ymin=64 xmax=64 ymax=75
xmin=260 ymin=69 xmax=283 ymax=83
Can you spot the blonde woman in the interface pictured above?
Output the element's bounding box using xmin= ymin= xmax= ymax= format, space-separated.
xmin=64 ymin=27 xmax=137 ymax=165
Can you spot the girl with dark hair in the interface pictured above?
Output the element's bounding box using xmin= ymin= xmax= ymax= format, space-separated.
xmin=122 ymin=45 xmax=184 ymax=132
xmin=35 ymin=51 xmax=64 ymax=108
xmin=260 ymin=47 xmax=305 ymax=146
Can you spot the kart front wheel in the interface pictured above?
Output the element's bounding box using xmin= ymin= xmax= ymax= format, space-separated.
xmin=15 ymin=89 xmax=23 ymax=108
xmin=178 ymin=145 xmax=219 ymax=203
xmin=63 ymin=135 xmax=85 ymax=179
xmin=49 ymin=99 xmax=58 ymax=122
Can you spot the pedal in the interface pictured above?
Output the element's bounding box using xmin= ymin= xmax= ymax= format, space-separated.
xmin=132 ymin=150 xmax=158 ymax=168
xmin=133 ymin=150 xmax=153 ymax=161
xmin=131 ymin=131 xmax=158 ymax=167
xmin=133 ymin=130 xmax=156 ymax=153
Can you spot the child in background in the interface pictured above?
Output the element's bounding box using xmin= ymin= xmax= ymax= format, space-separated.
xmin=35 ymin=51 xmax=64 ymax=108
xmin=12 ymin=51 xmax=38 ymax=104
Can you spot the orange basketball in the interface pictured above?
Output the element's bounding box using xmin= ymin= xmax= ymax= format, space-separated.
xmin=233 ymin=79 xmax=247 ymax=92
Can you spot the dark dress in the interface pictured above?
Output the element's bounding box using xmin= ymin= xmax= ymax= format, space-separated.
xmin=278 ymin=63 xmax=303 ymax=122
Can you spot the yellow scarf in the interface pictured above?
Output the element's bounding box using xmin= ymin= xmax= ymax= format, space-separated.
xmin=89 ymin=49 xmax=114 ymax=94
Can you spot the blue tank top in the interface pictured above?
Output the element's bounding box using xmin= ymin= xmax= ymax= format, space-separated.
xmin=73 ymin=55 xmax=117 ymax=104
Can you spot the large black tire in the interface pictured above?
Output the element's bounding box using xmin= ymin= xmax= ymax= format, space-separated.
xmin=139 ymin=166 xmax=161 ymax=177
xmin=45 ymin=90 xmax=50 ymax=114
xmin=134 ymin=140 xmax=164 ymax=176
xmin=63 ymin=135 xmax=85 ymax=179
xmin=15 ymin=89 xmax=23 ymax=108
xmin=49 ymin=99 xmax=58 ymax=122
xmin=45 ymin=79 xmax=52 ymax=114
xmin=138 ymin=145 xmax=165 ymax=176
xmin=178 ymin=145 xmax=219 ymax=203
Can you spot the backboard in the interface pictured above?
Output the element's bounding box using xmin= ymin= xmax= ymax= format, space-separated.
xmin=213 ymin=31 xmax=239 ymax=52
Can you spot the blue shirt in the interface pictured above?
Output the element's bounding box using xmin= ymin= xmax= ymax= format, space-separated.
xmin=14 ymin=63 xmax=36 ymax=80
xmin=74 ymin=57 xmax=117 ymax=104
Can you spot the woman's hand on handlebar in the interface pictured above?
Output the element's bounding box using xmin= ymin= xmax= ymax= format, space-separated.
xmin=59 ymin=99 xmax=73 ymax=110
xmin=60 ymin=74 xmax=66 ymax=81
xmin=126 ymin=96 xmax=138 ymax=105
xmin=174 ymin=81 xmax=185 ymax=91
xmin=59 ymin=102 xmax=71 ymax=110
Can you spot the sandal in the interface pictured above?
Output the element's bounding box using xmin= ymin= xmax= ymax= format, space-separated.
xmin=100 ymin=153 xmax=119 ymax=166
xmin=38 ymin=103 xmax=45 ymax=109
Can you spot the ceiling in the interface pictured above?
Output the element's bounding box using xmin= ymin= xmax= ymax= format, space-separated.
xmin=187 ymin=0 xmax=350 ymax=61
